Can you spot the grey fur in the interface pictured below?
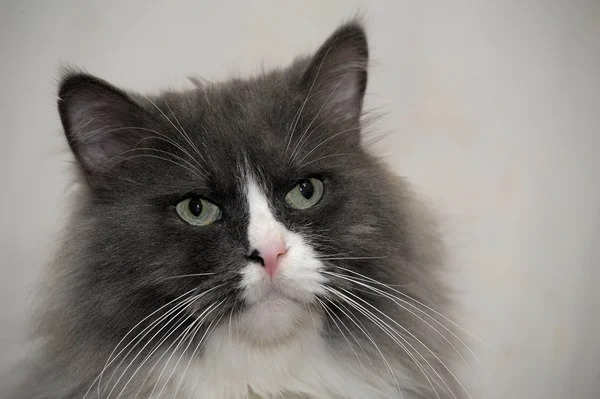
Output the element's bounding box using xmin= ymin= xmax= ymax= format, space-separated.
xmin=6 ymin=22 xmax=465 ymax=398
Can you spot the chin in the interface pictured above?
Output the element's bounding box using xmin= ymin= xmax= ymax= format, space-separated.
xmin=236 ymin=292 xmax=316 ymax=345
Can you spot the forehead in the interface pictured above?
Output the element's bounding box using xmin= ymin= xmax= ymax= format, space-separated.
xmin=150 ymin=79 xmax=319 ymax=186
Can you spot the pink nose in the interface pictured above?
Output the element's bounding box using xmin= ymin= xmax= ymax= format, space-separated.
xmin=253 ymin=241 xmax=287 ymax=277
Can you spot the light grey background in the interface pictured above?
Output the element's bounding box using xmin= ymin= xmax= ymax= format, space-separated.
xmin=1 ymin=1 xmax=599 ymax=398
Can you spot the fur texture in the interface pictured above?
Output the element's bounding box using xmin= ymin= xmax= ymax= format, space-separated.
xmin=8 ymin=22 xmax=466 ymax=399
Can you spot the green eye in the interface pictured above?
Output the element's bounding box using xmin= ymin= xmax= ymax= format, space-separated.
xmin=285 ymin=178 xmax=324 ymax=210
xmin=176 ymin=197 xmax=221 ymax=226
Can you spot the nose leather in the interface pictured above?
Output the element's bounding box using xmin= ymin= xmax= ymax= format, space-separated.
xmin=253 ymin=240 xmax=287 ymax=276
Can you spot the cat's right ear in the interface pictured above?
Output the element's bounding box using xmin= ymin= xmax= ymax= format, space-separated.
xmin=58 ymin=72 xmax=153 ymax=183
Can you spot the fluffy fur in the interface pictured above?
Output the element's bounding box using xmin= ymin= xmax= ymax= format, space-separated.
xmin=7 ymin=22 xmax=466 ymax=399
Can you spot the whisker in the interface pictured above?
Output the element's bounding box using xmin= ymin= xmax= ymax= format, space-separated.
xmin=287 ymin=114 xmax=333 ymax=162
xmin=84 ymin=287 xmax=197 ymax=399
xmin=319 ymin=291 xmax=403 ymax=398
xmin=158 ymin=273 xmax=216 ymax=282
xmin=113 ymin=126 xmax=206 ymax=173
xmin=131 ymin=311 xmax=192 ymax=397
xmin=163 ymin=100 xmax=210 ymax=174
xmin=109 ymin=153 xmax=205 ymax=180
xmin=317 ymin=255 xmax=389 ymax=261
xmin=325 ymin=286 xmax=441 ymax=399
xmin=294 ymin=126 xmax=362 ymax=165
xmin=227 ymin=309 xmax=234 ymax=367
xmin=107 ymin=146 xmax=206 ymax=179
xmin=336 ymin=286 xmax=468 ymax=399
xmin=325 ymin=271 xmax=482 ymax=377
xmin=137 ymin=135 xmax=208 ymax=176
xmin=335 ymin=266 xmax=494 ymax=350
xmin=105 ymin=285 xmax=223 ymax=398
xmin=298 ymin=153 xmax=358 ymax=168
xmin=143 ymin=96 xmax=199 ymax=158
xmin=305 ymin=303 xmax=320 ymax=339
xmin=156 ymin=304 xmax=227 ymax=398
xmin=101 ymin=291 xmax=205 ymax=395
xmin=172 ymin=312 xmax=224 ymax=398
xmin=123 ymin=309 xmax=202 ymax=399
xmin=323 ymin=269 xmax=408 ymax=288
xmin=151 ymin=300 xmax=225 ymax=399
xmin=315 ymin=297 xmax=365 ymax=370
xmin=74 ymin=124 xmax=208 ymax=179
xmin=105 ymin=294 xmax=202 ymax=399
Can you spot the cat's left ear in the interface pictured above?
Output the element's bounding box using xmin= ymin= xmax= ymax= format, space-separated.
xmin=300 ymin=22 xmax=368 ymax=123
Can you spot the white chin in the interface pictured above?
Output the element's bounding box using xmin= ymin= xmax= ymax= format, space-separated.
xmin=236 ymin=293 xmax=313 ymax=345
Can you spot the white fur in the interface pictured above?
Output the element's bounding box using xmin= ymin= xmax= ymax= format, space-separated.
xmin=167 ymin=319 xmax=401 ymax=399
xmin=239 ymin=178 xmax=327 ymax=343
xmin=163 ymin=177 xmax=402 ymax=398
xmin=242 ymin=178 xmax=327 ymax=304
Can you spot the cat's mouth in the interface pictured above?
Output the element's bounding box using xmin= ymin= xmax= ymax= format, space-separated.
xmin=235 ymin=266 xmax=323 ymax=344
xmin=236 ymin=291 xmax=318 ymax=345
xmin=246 ymin=271 xmax=321 ymax=305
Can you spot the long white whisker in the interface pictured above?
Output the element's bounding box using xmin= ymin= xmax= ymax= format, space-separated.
xmin=325 ymin=271 xmax=481 ymax=377
xmin=163 ymin=100 xmax=210 ymax=175
xmin=337 ymin=287 xmax=469 ymax=399
xmin=336 ymin=266 xmax=494 ymax=350
xmin=101 ymin=292 xmax=203 ymax=396
xmin=107 ymin=126 xmax=206 ymax=174
xmin=317 ymin=255 xmax=389 ymax=261
xmin=149 ymin=300 xmax=223 ymax=399
xmin=155 ymin=300 xmax=225 ymax=398
xmin=325 ymin=286 xmax=440 ymax=399
xmin=315 ymin=297 xmax=365 ymax=370
xmin=333 ymin=301 xmax=377 ymax=368
xmin=143 ymin=96 xmax=200 ymax=161
xmin=299 ymin=153 xmax=357 ymax=168
xmin=286 ymin=113 xmax=333 ymax=160
xmin=108 ymin=146 xmax=205 ymax=179
xmin=109 ymin=153 xmax=205 ymax=179
xmin=228 ymin=309 xmax=234 ymax=368
xmin=84 ymin=287 xmax=197 ymax=399
xmin=106 ymin=285 xmax=223 ymax=398
xmin=295 ymin=126 xmax=362 ymax=165
xmin=125 ymin=309 xmax=202 ymax=399
xmin=105 ymin=294 xmax=202 ymax=399
xmin=172 ymin=312 xmax=224 ymax=398
xmin=137 ymin=134 xmax=208 ymax=175
xmin=305 ymin=303 xmax=320 ymax=339
xmin=320 ymin=292 xmax=404 ymax=399
xmin=158 ymin=273 xmax=216 ymax=282
xmin=131 ymin=311 xmax=193 ymax=398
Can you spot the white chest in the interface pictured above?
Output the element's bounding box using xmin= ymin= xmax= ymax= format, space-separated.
xmin=163 ymin=323 xmax=399 ymax=399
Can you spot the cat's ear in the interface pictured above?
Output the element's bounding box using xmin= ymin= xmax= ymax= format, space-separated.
xmin=300 ymin=22 xmax=368 ymax=123
xmin=57 ymin=72 xmax=153 ymax=179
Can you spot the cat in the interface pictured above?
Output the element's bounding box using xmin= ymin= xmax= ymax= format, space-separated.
xmin=7 ymin=21 xmax=467 ymax=399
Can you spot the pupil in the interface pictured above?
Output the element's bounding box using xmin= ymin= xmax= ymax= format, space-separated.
xmin=298 ymin=179 xmax=314 ymax=199
xmin=188 ymin=198 xmax=203 ymax=217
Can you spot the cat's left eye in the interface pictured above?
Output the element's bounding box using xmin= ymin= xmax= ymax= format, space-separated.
xmin=176 ymin=197 xmax=221 ymax=226
xmin=285 ymin=178 xmax=324 ymax=210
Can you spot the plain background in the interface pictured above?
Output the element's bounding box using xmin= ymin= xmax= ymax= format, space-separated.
xmin=1 ymin=1 xmax=599 ymax=398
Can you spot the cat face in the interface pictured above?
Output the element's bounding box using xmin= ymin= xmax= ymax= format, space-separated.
xmin=57 ymin=24 xmax=404 ymax=347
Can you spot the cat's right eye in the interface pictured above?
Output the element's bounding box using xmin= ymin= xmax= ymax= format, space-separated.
xmin=176 ymin=197 xmax=221 ymax=226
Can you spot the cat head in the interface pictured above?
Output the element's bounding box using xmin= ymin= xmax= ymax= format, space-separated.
xmin=56 ymin=22 xmax=408 ymax=345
